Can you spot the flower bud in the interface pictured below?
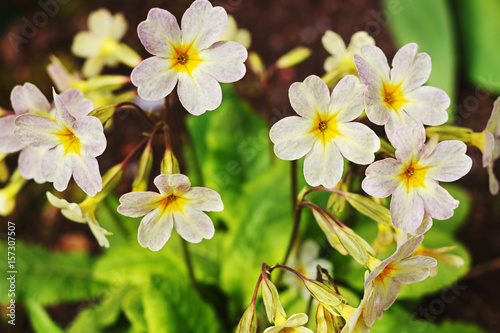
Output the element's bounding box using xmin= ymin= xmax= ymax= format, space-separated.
xmin=235 ymin=301 xmax=258 ymax=333
xmin=248 ymin=52 xmax=266 ymax=83
xmin=161 ymin=145 xmax=180 ymax=175
xmin=132 ymin=142 xmax=153 ymax=192
xmin=316 ymin=304 xmax=342 ymax=333
xmin=0 ymin=153 xmax=9 ymax=183
xmin=261 ymin=275 xmax=286 ymax=324
xmin=0 ymin=170 xmax=26 ymax=216
xmin=275 ymin=47 xmax=311 ymax=69
xmin=303 ymin=279 xmax=345 ymax=316
xmin=342 ymin=192 xmax=392 ymax=227
xmin=327 ymin=183 xmax=347 ymax=215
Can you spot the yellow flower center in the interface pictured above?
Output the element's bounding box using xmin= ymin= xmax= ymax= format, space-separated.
xmin=400 ymin=160 xmax=428 ymax=189
xmin=470 ymin=132 xmax=486 ymax=152
xmin=311 ymin=114 xmax=340 ymax=145
xmin=172 ymin=44 xmax=201 ymax=75
xmin=382 ymin=82 xmax=407 ymax=111
xmin=158 ymin=193 xmax=189 ymax=215
xmin=101 ymin=37 xmax=119 ymax=56
xmin=56 ymin=127 xmax=81 ymax=155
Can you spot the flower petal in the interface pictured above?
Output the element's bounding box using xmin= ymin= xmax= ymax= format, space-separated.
xmin=177 ymin=70 xmax=222 ymax=115
xmin=18 ymin=147 xmax=47 ymax=183
xmin=72 ymin=116 xmax=106 ymax=157
xmin=329 ymin=75 xmax=365 ymax=121
xmin=53 ymin=90 xmax=76 ymax=129
xmin=118 ymin=191 xmax=162 ymax=217
xmin=60 ymin=89 xmax=93 ymax=119
xmin=303 ymin=140 xmax=343 ymax=188
xmin=390 ymin=184 xmax=424 ymax=232
xmin=181 ymin=0 xmax=227 ymax=50
xmin=72 ymin=155 xmax=103 ymax=197
xmin=422 ymin=140 xmax=472 ymax=182
xmin=0 ymin=115 xmax=24 ymax=153
xmin=392 ymin=256 xmax=437 ymax=284
xmin=10 ymin=83 xmax=51 ymax=116
xmin=270 ymin=116 xmax=316 ymax=160
xmin=183 ymin=187 xmax=223 ymax=212
xmin=403 ymin=86 xmax=450 ymax=126
xmin=284 ymin=313 xmax=309 ymax=327
xmin=138 ymin=8 xmax=181 ymax=57
xmin=364 ymin=102 xmax=391 ymax=126
xmin=88 ymin=8 xmax=114 ymax=36
xmin=173 ymin=208 xmax=215 ymax=243
xmin=362 ymin=159 xmax=401 ymax=198
xmin=42 ymin=145 xmax=72 ymax=192
xmin=390 ymin=122 xmax=427 ymax=162
xmin=153 ymin=173 xmax=191 ymax=196
xmin=131 ymin=57 xmax=178 ymax=101
xmin=197 ymin=41 xmax=247 ymax=83
xmin=289 ymin=75 xmax=330 ymax=119
xmin=46 ymin=192 xmax=86 ymax=222
xmin=335 ymin=122 xmax=379 ymax=165
xmin=347 ymin=31 xmax=375 ymax=54
xmin=358 ymin=45 xmax=390 ymax=84
xmin=416 ymin=180 xmax=459 ymax=220
xmin=321 ymin=30 xmax=346 ymax=59
xmin=138 ymin=208 xmax=174 ymax=251
xmin=391 ymin=43 xmax=431 ymax=90
xmin=14 ymin=114 xmax=60 ymax=148
xmin=72 ymin=32 xmax=100 ymax=58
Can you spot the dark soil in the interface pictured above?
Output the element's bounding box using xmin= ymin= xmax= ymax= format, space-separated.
xmin=0 ymin=0 xmax=499 ymax=332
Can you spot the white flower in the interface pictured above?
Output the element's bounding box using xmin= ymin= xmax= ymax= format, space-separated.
xmin=220 ymin=14 xmax=251 ymax=49
xmin=354 ymin=43 xmax=450 ymax=142
xmin=270 ymin=75 xmax=380 ymax=188
xmin=322 ymin=30 xmax=374 ymax=74
xmin=131 ymin=0 xmax=248 ymax=115
xmin=117 ymin=174 xmax=223 ymax=251
xmin=263 ymin=313 xmax=314 ymax=333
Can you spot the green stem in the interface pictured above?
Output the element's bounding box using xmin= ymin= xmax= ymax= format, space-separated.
xmin=181 ymin=238 xmax=198 ymax=290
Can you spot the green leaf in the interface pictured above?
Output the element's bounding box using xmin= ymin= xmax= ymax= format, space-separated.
xmin=122 ymin=288 xmax=148 ymax=333
xmin=25 ymin=299 xmax=64 ymax=333
xmin=381 ymin=0 xmax=456 ymax=120
xmin=142 ymin=275 xmax=222 ymax=333
xmin=456 ymin=0 xmax=500 ymax=93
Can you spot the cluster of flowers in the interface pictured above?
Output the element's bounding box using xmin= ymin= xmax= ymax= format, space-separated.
xmin=0 ymin=0 xmax=499 ymax=332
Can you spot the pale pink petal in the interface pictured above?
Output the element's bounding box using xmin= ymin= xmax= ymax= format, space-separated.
xmin=335 ymin=122 xmax=379 ymax=164
xmin=329 ymin=75 xmax=365 ymax=121
xmin=14 ymin=114 xmax=60 ymax=148
xmin=413 ymin=215 xmax=433 ymax=237
xmin=183 ymin=187 xmax=223 ymax=212
xmin=72 ymin=116 xmax=106 ymax=157
xmin=379 ymin=277 xmax=401 ymax=310
xmin=400 ymin=52 xmax=431 ymax=91
xmin=53 ymin=90 xmax=76 ymax=129
xmin=390 ymin=122 xmax=427 ymax=162
xmin=303 ymin=140 xmax=343 ymax=188
xmin=358 ymin=45 xmax=390 ymax=84
xmin=391 ymin=44 xmax=432 ymax=91
xmin=181 ymin=0 xmax=227 ymax=50
xmin=47 ymin=62 xmax=72 ymax=92
xmin=270 ymin=116 xmax=316 ymax=160
xmin=72 ymin=155 xmax=103 ymax=196
xmin=481 ymin=132 xmax=495 ymax=167
xmin=60 ymin=89 xmax=93 ymax=119
xmin=173 ymin=208 xmax=215 ymax=243
xmin=10 ymin=83 xmax=51 ymax=115
xmin=364 ymin=102 xmax=391 ymax=126
xmin=153 ymin=173 xmax=191 ymax=196
xmin=392 ymin=256 xmax=437 ymax=284
xmin=283 ymin=313 xmax=309 ymax=327
xmin=390 ymin=43 xmax=419 ymax=85
xmin=403 ymin=86 xmax=450 ymax=126
xmin=138 ymin=8 xmax=181 ymax=57
xmin=42 ymin=145 xmax=72 ymax=191
xmin=390 ymin=184 xmax=424 ymax=232
xmin=422 ymin=140 xmax=472 ymax=181
xmin=487 ymin=165 xmax=499 ymax=195
xmin=131 ymin=57 xmax=178 ymax=101
xmin=362 ymin=159 xmax=401 ymax=198
xmin=177 ymin=70 xmax=222 ymax=115
xmin=289 ymin=75 xmax=330 ymax=119
xmin=416 ymin=180 xmax=459 ymax=220
xmin=486 ymin=97 xmax=500 ymax=135
xmin=18 ymin=147 xmax=47 ymax=183
xmin=197 ymin=41 xmax=247 ymax=83
xmin=118 ymin=191 xmax=163 ymax=217
xmin=0 ymin=115 xmax=24 ymax=153
xmin=138 ymin=208 xmax=174 ymax=251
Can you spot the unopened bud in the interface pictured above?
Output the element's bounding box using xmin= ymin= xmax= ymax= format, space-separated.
xmin=132 ymin=142 xmax=153 ymax=192
xmin=275 ymin=47 xmax=311 ymax=69
xmin=327 ymin=183 xmax=347 ymax=215
xmin=235 ymin=301 xmax=258 ymax=333
xmin=161 ymin=146 xmax=180 ymax=175
xmin=303 ymin=279 xmax=345 ymax=316
xmin=316 ymin=304 xmax=342 ymax=333
xmin=343 ymin=192 xmax=392 ymax=227
xmin=261 ymin=275 xmax=286 ymax=324
xmin=248 ymin=52 xmax=267 ymax=83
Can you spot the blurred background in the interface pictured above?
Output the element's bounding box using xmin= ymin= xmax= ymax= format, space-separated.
xmin=1 ymin=0 xmax=500 ymax=332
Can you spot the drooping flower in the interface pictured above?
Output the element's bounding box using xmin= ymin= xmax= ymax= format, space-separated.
xmin=72 ymin=8 xmax=142 ymax=77
xmin=131 ymin=0 xmax=248 ymax=115
xmin=338 ymin=272 xmax=373 ymax=333
xmin=14 ymin=89 xmax=106 ymax=196
xmin=220 ymin=14 xmax=251 ymax=49
xmin=263 ymin=313 xmax=314 ymax=333
xmin=117 ymin=174 xmax=223 ymax=251
xmin=270 ymin=75 xmax=380 ymax=188
xmin=321 ymin=30 xmax=374 ymax=86
xmin=354 ymin=43 xmax=450 ymax=142
xmin=363 ymin=235 xmax=437 ymax=326
xmin=362 ymin=124 xmax=472 ymax=232
xmin=47 ymin=192 xmax=112 ymax=248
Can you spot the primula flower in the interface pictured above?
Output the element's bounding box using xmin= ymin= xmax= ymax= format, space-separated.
xmin=470 ymin=97 xmax=500 ymax=195
xmin=322 ymin=30 xmax=374 ymax=77
xmin=117 ymin=174 xmax=223 ymax=251
xmin=131 ymin=0 xmax=248 ymax=115
xmin=263 ymin=313 xmax=314 ymax=333
xmin=362 ymin=124 xmax=472 ymax=232
xmin=354 ymin=43 xmax=450 ymax=142
xmin=220 ymin=14 xmax=251 ymax=49
xmin=47 ymin=192 xmax=112 ymax=248
xmin=338 ymin=272 xmax=372 ymax=333
xmin=364 ymin=235 xmax=437 ymax=326
xmin=72 ymin=8 xmax=142 ymax=77
xmin=14 ymin=89 xmax=106 ymax=196
xmin=270 ymin=75 xmax=379 ymax=188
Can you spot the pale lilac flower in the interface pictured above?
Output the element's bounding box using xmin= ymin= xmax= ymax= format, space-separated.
xmin=363 ymin=235 xmax=437 ymax=326
xmin=270 ymin=75 xmax=380 ymax=188
xmin=362 ymin=124 xmax=472 ymax=232
xmin=14 ymin=89 xmax=105 ymax=196
xmin=117 ymin=174 xmax=223 ymax=251
xmin=131 ymin=0 xmax=247 ymax=115
xmin=263 ymin=313 xmax=313 ymax=333
xmin=354 ymin=43 xmax=450 ymax=142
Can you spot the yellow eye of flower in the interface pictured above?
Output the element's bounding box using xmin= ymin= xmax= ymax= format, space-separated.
xmin=311 ymin=115 xmax=340 ymax=145
xmin=400 ymin=161 xmax=428 ymax=189
xmin=318 ymin=121 xmax=328 ymax=132
xmin=176 ymin=53 xmax=189 ymax=65
xmin=56 ymin=127 xmax=81 ymax=155
xmin=382 ymin=82 xmax=407 ymax=111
